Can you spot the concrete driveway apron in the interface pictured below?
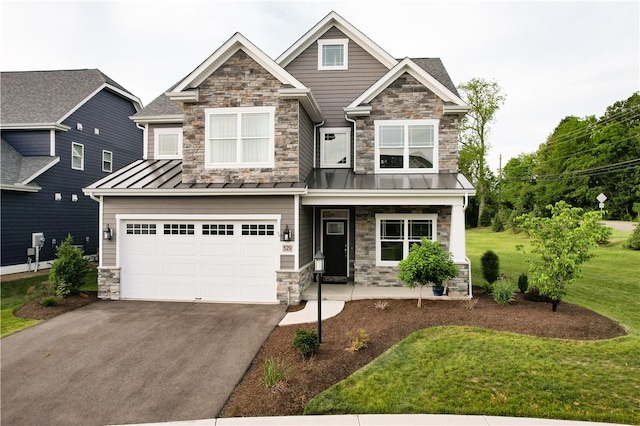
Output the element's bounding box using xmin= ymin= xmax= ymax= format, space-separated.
xmin=1 ymin=300 xmax=286 ymax=426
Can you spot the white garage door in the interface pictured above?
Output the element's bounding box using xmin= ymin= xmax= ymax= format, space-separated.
xmin=120 ymin=220 xmax=278 ymax=303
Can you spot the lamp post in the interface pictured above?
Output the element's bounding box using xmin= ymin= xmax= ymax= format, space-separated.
xmin=314 ymin=249 xmax=325 ymax=343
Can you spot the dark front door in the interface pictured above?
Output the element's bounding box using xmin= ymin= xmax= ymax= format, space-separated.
xmin=323 ymin=219 xmax=348 ymax=278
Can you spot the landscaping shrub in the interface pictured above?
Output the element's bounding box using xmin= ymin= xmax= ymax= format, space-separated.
xmin=524 ymin=286 xmax=554 ymax=303
xmin=293 ymin=329 xmax=319 ymax=358
xmin=49 ymin=235 xmax=89 ymax=294
xmin=517 ymin=273 xmax=529 ymax=293
xmin=492 ymin=277 xmax=516 ymax=304
xmin=492 ymin=214 xmax=505 ymax=232
xmin=346 ymin=329 xmax=369 ymax=352
xmin=624 ymin=224 xmax=640 ymax=250
xmin=480 ymin=250 xmax=500 ymax=287
xmin=39 ymin=295 xmax=58 ymax=307
xmin=479 ymin=209 xmax=493 ymax=227
xmin=373 ymin=300 xmax=389 ymax=310
xmin=263 ymin=357 xmax=290 ymax=390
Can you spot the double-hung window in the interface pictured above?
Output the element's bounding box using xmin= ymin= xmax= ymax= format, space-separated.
xmin=71 ymin=142 xmax=84 ymax=170
xmin=102 ymin=150 xmax=113 ymax=172
xmin=320 ymin=128 xmax=351 ymax=168
xmin=376 ymin=214 xmax=437 ymax=266
xmin=318 ymin=39 xmax=348 ymax=70
xmin=205 ymin=107 xmax=275 ymax=168
xmin=154 ymin=128 xmax=183 ymax=159
xmin=375 ymin=119 xmax=438 ymax=173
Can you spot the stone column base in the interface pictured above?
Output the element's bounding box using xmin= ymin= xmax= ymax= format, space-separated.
xmin=97 ymin=266 xmax=121 ymax=300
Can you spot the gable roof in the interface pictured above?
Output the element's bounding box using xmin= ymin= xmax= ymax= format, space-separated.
xmin=0 ymin=139 xmax=59 ymax=192
xmin=131 ymin=90 xmax=183 ymax=124
xmin=277 ymin=11 xmax=397 ymax=69
xmin=0 ymin=69 xmax=142 ymax=130
xmin=345 ymin=58 xmax=469 ymax=115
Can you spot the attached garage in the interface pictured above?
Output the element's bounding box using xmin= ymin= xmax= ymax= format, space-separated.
xmin=119 ymin=218 xmax=279 ymax=303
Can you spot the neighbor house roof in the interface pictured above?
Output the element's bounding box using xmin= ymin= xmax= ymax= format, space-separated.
xmin=0 ymin=139 xmax=59 ymax=192
xmin=1 ymin=69 xmax=142 ymax=130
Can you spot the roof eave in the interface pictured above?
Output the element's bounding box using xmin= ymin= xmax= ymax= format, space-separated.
xmin=130 ymin=114 xmax=184 ymax=124
xmin=0 ymin=183 xmax=41 ymax=192
xmin=278 ymin=88 xmax=324 ymax=122
xmin=1 ymin=123 xmax=70 ymax=131
xmin=82 ymin=187 xmax=308 ymax=197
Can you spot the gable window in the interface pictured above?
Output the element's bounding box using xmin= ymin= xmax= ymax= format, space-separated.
xmin=102 ymin=150 xmax=113 ymax=172
xmin=154 ymin=128 xmax=183 ymax=159
xmin=320 ymin=128 xmax=351 ymax=168
xmin=205 ymin=106 xmax=275 ymax=168
xmin=71 ymin=142 xmax=84 ymax=170
xmin=375 ymin=119 xmax=438 ymax=173
xmin=318 ymin=39 xmax=348 ymax=70
xmin=376 ymin=214 xmax=437 ymax=266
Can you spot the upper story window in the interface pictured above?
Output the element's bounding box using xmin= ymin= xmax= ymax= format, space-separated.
xmin=205 ymin=106 xmax=275 ymax=168
xmin=71 ymin=142 xmax=84 ymax=170
xmin=375 ymin=119 xmax=439 ymax=173
xmin=102 ymin=150 xmax=113 ymax=172
xmin=318 ymin=39 xmax=349 ymax=70
xmin=320 ymin=128 xmax=351 ymax=168
xmin=154 ymin=128 xmax=183 ymax=159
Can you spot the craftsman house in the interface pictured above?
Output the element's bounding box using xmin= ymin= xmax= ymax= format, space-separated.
xmin=84 ymin=12 xmax=475 ymax=304
xmin=1 ymin=70 xmax=142 ymax=274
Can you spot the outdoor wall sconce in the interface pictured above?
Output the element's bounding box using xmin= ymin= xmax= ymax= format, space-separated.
xmin=314 ymin=249 xmax=325 ymax=342
xmin=103 ymin=224 xmax=113 ymax=240
xmin=54 ymin=193 xmax=62 ymax=201
xmin=283 ymin=224 xmax=292 ymax=241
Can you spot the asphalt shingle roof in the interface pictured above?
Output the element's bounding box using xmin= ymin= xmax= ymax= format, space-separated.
xmin=0 ymin=69 xmax=136 ymax=125
xmin=410 ymin=58 xmax=460 ymax=97
xmin=1 ymin=139 xmax=58 ymax=189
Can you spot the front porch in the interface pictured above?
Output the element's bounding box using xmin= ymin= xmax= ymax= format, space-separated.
xmin=302 ymin=282 xmax=473 ymax=302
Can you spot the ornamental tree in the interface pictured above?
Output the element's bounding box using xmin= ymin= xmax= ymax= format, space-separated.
xmin=517 ymin=201 xmax=606 ymax=311
xmin=398 ymin=238 xmax=459 ymax=307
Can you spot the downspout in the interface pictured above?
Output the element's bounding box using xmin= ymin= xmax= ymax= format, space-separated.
xmin=462 ymin=192 xmax=472 ymax=298
xmin=87 ymin=192 xmax=104 ymax=268
xmin=137 ymin=123 xmax=148 ymax=160
xmin=345 ymin=114 xmax=356 ymax=172
xmin=313 ymin=120 xmax=325 ymax=168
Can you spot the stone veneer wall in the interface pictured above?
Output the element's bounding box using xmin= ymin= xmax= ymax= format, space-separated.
xmin=181 ymin=50 xmax=301 ymax=184
xmin=352 ymin=205 xmax=470 ymax=296
xmin=355 ymin=72 xmax=459 ymax=174
xmin=97 ymin=266 xmax=120 ymax=300
xmin=277 ymin=262 xmax=313 ymax=305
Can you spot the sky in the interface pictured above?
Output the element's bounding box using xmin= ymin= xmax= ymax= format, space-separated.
xmin=1 ymin=0 xmax=638 ymax=172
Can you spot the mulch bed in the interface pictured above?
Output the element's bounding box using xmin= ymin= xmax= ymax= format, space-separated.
xmin=13 ymin=291 xmax=99 ymax=320
xmin=220 ymin=289 xmax=626 ymax=418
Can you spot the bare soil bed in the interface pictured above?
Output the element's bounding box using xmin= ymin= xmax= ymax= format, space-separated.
xmin=13 ymin=291 xmax=99 ymax=320
xmin=220 ymin=289 xmax=626 ymax=418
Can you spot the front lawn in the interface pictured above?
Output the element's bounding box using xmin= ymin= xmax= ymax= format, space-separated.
xmin=1 ymin=267 xmax=98 ymax=337
xmin=305 ymin=227 xmax=640 ymax=424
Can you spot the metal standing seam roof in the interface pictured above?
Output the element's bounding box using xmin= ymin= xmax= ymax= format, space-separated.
xmin=0 ymin=69 xmax=139 ymax=126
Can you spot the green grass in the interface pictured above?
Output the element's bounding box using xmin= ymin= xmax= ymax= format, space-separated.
xmin=305 ymin=227 xmax=640 ymax=424
xmin=1 ymin=267 xmax=98 ymax=338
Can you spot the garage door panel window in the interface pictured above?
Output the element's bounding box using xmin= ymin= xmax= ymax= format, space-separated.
xmin=241 ymin=224 xmax=275 ymax=236
xmin=126 ymin=224 xmax=157 ymax=235
xmin=376 ymin=214 xmax=437 ymax=266
xmin=164 ymin=224 xmax=195 ymax=235
xmin=202 ymin=224 xmax=234 ymax=236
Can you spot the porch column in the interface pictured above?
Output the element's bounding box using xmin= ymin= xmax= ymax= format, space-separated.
xmin=449 ymin=201 xmax=466 ymax=262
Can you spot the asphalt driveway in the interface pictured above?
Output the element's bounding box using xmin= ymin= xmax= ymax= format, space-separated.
xmin=1 ymin=300 xmax=286 ymax=426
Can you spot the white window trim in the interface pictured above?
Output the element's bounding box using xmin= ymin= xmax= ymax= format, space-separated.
xmin=375 ymin=213 xmax=438 ymax=267
xmin=154 ymin=127 xmax=183 ymax=159
xmin=204 ymin=106 xmax=275 ymax=169
xmin=102 ymin=150 xmax=113 ymax=172
xmin=71 ymin=142 xmax=84 ymax=170
xmin=320 ymin=127 xmax=351 ymax=168
xmin=374 ymin=119 xmax=439 ymax=174
xmin=317 ymin=38 xmax=349 ymax=70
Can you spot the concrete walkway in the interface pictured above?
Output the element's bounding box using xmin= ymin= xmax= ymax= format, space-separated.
xmin=123 ymin=414 xmax=628 ymax=425
xmin=603 ymin=220 xmax=637 ymax=232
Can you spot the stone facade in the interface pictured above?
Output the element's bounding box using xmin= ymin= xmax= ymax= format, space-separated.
xmin=354 ymin=72 xmax=459 ymax=174
xmin=181 ymin=50 xmax=301 ymax=184
xmin=352 ymin=205 xmax=469 ymax=296
xmin=97 ymin=266 xmax=121 ymax=300
xmin=276 ymin=262 xmax=313 ymax=305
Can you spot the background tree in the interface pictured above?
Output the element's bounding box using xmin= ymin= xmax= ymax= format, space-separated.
xmin=517 ymin=202 xmax=606 ymax=312
xmin=458 ymin=78 xmax=506 ymax=226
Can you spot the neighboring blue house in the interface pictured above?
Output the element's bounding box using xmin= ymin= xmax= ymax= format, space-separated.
xmin=1 ymin=69 xmax=143 ymax=274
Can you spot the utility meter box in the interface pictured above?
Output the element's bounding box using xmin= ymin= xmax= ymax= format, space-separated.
xmin=32 ymin=232 xmax=45 ymax=248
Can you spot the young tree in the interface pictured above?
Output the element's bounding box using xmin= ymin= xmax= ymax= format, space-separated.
xmin=398 ymin=238 xmax=459 ymax=307
xmin=517 ymin=201 xmax=606 ymax=312
xmin=458 ymin=78 xmax=506 ymax=226
xmin=49 ymin=234 xmax=89 ymax=295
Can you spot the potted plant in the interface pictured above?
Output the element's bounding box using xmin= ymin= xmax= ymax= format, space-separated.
xmin=398 ymin=237 xmax=459 ymax=306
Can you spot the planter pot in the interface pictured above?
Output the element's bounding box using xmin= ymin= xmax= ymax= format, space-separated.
xmin=432 ymin=286 xmax=445 ymax=296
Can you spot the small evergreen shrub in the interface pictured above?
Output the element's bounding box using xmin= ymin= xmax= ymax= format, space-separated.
xmin=263 ymin=357 xmax=290 ymax=390
xmin=517 ymin=273 xmax=529 ymax=293
xmin=492 ymin=278 xmax=516 ymax=305
xmin=479 ymin=209 xmax=493 ymax=227
xmin=492 ymin=215 xmax=505 ymax=232
xmin=624 ymin=224 xmax=640 ymax=250
xmin=40 ymin=295 xmax=59 ymax=307
xmin=293 ymin=329 xmax=319 ymax=358
xmin=49 ymin=235 xmax=89 ymax=294
xmin=480 ymin=250 xmax=500 ymax=286
xmin=346 ymin=329 xmax=369 ymax=352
